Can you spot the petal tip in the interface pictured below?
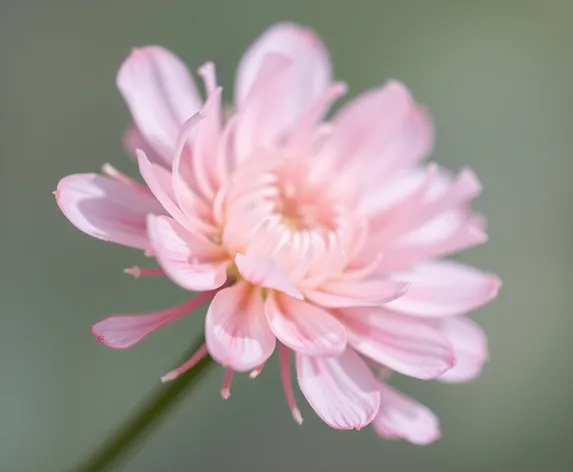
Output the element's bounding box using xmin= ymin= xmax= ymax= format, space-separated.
xmin=460 ymin=168 xmax=483 ymax=197
xmin=383 ymin=79 xmax=412 ymax=98
xmin=412 ymin=429 xmax=441 ymax=446
xmin=490 ymin=275 xmax=502 ymax=297
xmin=90 ymin=321 xmax=114 ymax=348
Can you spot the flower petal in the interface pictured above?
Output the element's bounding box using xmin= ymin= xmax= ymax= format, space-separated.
xmin=138 ymin=149 xmax=215 ymax=237
xmin=412 ymin=168 xmax=483 ymax=227
xmin=379 ymin=211 xmax=488 ymax=272
xmin=235 ymin=23 xmax=331 ymax=110
xmin=438 ymin=316 xmax=488 ymax=383
xmin=356 ymin=164 xmax=433 ymax=221
xmin=147 ymin=215 xmax=228 ymax=291
xmin=122 ymin=125 xmax=164 ymax=166
xmin=170 ymin=113 xmax=221 ymax=228
xmin=235 ymin=253 xmax=303 ymax=299
xmin=205 ymin=282 xmax=276 ymax=371
xmin=373 ymin=383 xmax=440 ymax=445
xmin=304 ymin=278 xmax=409 ymax=308
xmin=56 ymin=173 xmax=164 ymax=250
xmin=265 ymin=292 xmax=347 ymax=356
xmin=342 ymin=308 xmax=454 ymax=379
xmin=386 ymin=260 xmax=501 ymax=317
xmin=234 ymin=53 xmax=295 ymax=161
xmin=188 ymin=66 xmax=224 ymax=198
xmin=312 ymin=81 xmax=416 ymax=179
xmin=91 ymin=296 xmax=212 ymax=349
xmin=117 ymin=46 xmax=202 ymax=162
xmin=137 ymin=149 xmax=185 ymax=219
xmin=296 ymin=348 xmax=380 ymax=430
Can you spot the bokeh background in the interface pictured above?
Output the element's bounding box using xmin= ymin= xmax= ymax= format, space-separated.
xmin=2 ymin=0 xmax=572 ymax=471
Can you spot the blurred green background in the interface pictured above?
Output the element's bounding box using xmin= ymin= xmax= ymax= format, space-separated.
xmin=1 ymin=0 xmax=572 ymax=471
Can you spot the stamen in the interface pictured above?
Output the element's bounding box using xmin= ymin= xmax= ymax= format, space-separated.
xmin=249 ymin=363 xmax=265 ymax=379
xmin=220 ymin=368 xmax=234 ymax=399
xmin=124 ymin=266 xmax=165 ymax=278
xmin=101 ymin=163 xmax=150 ymax=193
xmin=161 ymin=343 xmax=209 ymax=383
xmin=279 ymin=344 xmax=303 ymax=425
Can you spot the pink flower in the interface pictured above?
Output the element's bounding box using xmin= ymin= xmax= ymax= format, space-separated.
xmin=55 ymin=23 xmax=500 ymax=438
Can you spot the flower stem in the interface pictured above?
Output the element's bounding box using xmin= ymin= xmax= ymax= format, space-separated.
xmin=72 ymin=337 xmax=213 ymax=472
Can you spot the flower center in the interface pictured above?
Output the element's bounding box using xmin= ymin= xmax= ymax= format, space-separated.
xmin=221 ymin=153 xmax=356 ymax=285
xmin=274 ymin=178 xmax=337 ymax=231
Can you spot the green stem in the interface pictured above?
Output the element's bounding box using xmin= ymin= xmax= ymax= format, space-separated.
xmin=73 ymin=337 xmax=213 ymax=472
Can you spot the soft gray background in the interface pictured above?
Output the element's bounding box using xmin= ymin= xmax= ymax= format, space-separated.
xmin=1 ymin=0 xmax=572 ymax=471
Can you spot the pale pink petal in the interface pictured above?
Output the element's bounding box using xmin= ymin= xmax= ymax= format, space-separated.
xmin=101 ymin=163 xmax=150 ymax=194
xmin=235 ymin=253 xmax=303 ymax=299
xmin=265 ymin=292 xmax=347 ymax=356
xmin=191 ymin=64 xmax=224 ymax=197
xmin=372 ymin=105 xmax=434 ymax=174
xmin=56 ymin=174 xmax=164 ymax=250
xmin=92 ymin=294 xmax=213 ymax=349
xmin=117 ymin=46 xmax=202 ymax=162
xmin=373 ymin=383 xmax=440 ymax=445
xmin=438 ymin=316 xmax=488 ymax=383
xmin=369 ymin=168 xmax=487 ymax=271
xmin=137 ymin=149 xmax=185 ymax=220
xmin=301 ymin=231 xmax=347 ymax=286
xmin=359 ymin=164 xmax=437 ymax=229
xmin=205 ymin=282 xmax=276 ymax=371
xmin=170 ymin=78 xmax=223 ymax=206
xmin=340 ymin=106 xmax=434 ymax=207
xmin=138 ymin=149 xmax=215 ymax=237
xmin=363 ymin=168 xmax=483 ymax=248
xmin=386 ymin=260 xmax=501 ymax=317
xmin=296 ymin=348 xmax=380 ymax=430
xmin=378 ymin=211 xmax=488 ymax=272
xmin=313 ymin=81 xmax=415 ymax=178
xmin=235 ymin=23 xmax=331 ymax=109
xmin=234 ymin=54 xmax=295 ymax=161
xmin=341 ymin=308 xmax=454 ymax=379
xmin=288 ymin=82 xmax=347 ymax=150
xmin=170 ymin=113 xmax=217 ymax=218
xmin=122 ymin=125 xmax=164 ymax=166
xmin=413 ymin=168 xmax=483 ymax=227
xmin=92 ymin=312 xmax=176 ymax=349
xmin=221 ymin=205 xmax=270 ymax=256
xmin=303 ymin=278 xmax=409 ymax=308
xmin=147 ymin=215 xmax=228 ymax=291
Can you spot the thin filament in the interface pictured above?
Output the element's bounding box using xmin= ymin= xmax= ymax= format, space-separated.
xmin=161 ymin=343 xmax=209 ymax=383
xmin=124 ymin=266 xmax=165 ymax=278
xmin=279 ymin=344 xmax=303 ymax=425
xmin=220 ymin=368 xmax=234 ymax=399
